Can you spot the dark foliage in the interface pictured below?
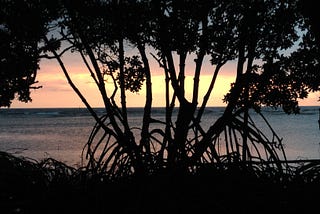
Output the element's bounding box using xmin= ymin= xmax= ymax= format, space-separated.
xmin=0 ymin=0 xmax=60 ymax=106
xmin=1 ymin=151 xmax=320 ymax=214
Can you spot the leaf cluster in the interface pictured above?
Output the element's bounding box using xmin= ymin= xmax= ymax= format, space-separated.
xmin=0 ymin=0 xmax=60 ymax=107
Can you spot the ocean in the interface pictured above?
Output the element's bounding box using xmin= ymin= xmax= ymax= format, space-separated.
xmin=0 ymin=106 xmax=319 ymax=167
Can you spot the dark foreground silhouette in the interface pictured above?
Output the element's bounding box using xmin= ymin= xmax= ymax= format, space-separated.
xmin=1 ymin=151 xmax=320 ymax=214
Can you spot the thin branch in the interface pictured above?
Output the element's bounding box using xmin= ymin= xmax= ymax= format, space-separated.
xmin=79 ymin=50 xmax=99 ymax=86
xmin=43 ymin=36 xmax=107 ymax=133
xmin=196 ymin=63 xmax=223 ymax=121
xmin=138 ymin=43 xmax=152 ymax=154
xmin=39 ymin=45 xmax=74 ymax=59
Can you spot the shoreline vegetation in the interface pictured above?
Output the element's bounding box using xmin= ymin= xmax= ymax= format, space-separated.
xmin=1 ymin=150 xmax=320 ymax=214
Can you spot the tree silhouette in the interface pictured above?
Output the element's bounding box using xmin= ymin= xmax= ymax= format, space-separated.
xmin=1 ymin=0 xmax=319 ymax=178
xmin=0 ymin=0 xmax=47 ymax=106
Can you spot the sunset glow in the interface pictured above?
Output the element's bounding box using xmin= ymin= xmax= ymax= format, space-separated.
xmin=15 ymin=52 xmax=315 ymax=109
xmin=10 ymin=58 xmax=319 ymax=108
xmin=10 ymin=71 xmax=236 ymax=108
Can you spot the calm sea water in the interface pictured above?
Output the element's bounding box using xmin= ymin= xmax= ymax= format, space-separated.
xmin=0 ymin=106 xmax=319 ymax=167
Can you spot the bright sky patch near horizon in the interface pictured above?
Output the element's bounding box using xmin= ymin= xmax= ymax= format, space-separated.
xmin=10 ymin=52 xmax=320 ymax=109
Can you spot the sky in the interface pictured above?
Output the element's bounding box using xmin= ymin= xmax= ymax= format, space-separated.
xmin=10 ymin=52 xmax=320 ymax=109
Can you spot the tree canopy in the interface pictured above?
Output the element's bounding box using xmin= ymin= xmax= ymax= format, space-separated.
xmin=1 ymin=0 xmax=319 ymax=176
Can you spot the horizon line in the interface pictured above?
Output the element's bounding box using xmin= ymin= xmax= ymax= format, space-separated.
xmin=3 ymin=105 xmax=319 ymax=109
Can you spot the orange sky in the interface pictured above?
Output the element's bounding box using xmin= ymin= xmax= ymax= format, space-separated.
xmin=10 ymin=54 xmax=319 ymax=108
